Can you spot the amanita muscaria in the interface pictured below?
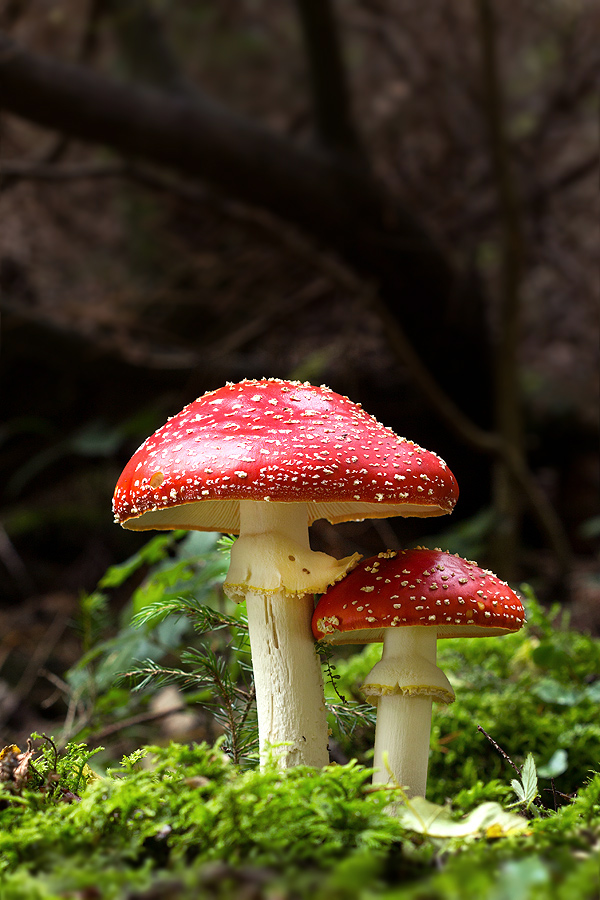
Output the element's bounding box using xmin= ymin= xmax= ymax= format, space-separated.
xmin=113 ymin=379 xmax=458 ymax=768
xmin=313 ymin=548 xmax=525 ymax=795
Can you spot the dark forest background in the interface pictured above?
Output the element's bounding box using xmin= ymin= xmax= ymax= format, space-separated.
xmin=0 ymin=1 xmax=598 ymax=745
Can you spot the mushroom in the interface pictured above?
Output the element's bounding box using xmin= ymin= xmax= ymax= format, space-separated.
xmin=312 ymin=548 xmax=525 ymax=796
xmin=113 ymin=379 xmax=458 ymax=768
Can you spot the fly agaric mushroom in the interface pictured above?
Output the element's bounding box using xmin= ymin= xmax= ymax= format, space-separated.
xmin=312 ymin=548 xmax=525 ymax=796
xmin=113 ymin=379 xmax=458 ymax=768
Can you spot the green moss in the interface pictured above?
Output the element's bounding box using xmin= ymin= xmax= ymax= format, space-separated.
xmin=3 ymin=540 xmax=597 ymax=898
xmin=0 ymin=740 xmax=598 ymax=899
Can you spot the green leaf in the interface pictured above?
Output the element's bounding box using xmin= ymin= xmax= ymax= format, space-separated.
xmin=395 ymin=797 xmax=529 ymax=838
xmin=520 ymin=753 xmax=538 ymax=804
xmin=532 ymin=678 xmax=584 ymax=706
xmin=510 ymin=779 xmax=526 ymax=802
xmin=584 ymin=681 xmax=600 ymax=702
xmin=491 ymin=857 xmax=551 ymax=900
xmin=537 ymin=748 xmax=568 ymax=779
xmin=99 ymin=533 xmax=184 ymax=588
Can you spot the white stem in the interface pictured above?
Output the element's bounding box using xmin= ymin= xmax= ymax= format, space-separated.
xmin=373 ymin=693 xmax=433 ymax=798
xmin=225 ymin=501 xmax=357 ymax=769
xmin=246 ymin=590 xmax=329 ymax=768
xmin=368 ymin=628 xmax=443 ymax=797
xmin=239 ymin=499 xmax=310 ymax=545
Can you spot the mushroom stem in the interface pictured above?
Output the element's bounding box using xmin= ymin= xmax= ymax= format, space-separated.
xmin=364 ymin=627 xmax=453 ymax=797
xmin=373 ymin=693 xmax=433 ymax=798
xmin=245 ymin=589 xmax=328 ymax=768
xmin=225 ymin=500 xmax=358 ymax=768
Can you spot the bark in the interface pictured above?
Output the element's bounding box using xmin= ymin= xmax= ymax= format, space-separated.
xmin=476 ymin=0 xmax=525 ymax=578
xmin=293 ymin=0 xmax=365 ymax=161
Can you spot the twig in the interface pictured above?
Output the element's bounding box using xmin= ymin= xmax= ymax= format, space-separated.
xmin=0 ymin=523 xmax=35 ymax=596
xmin=477 ymin=725 xmax=521 ymax=776
xmin=0 ymin=160 xmax=126 ymax=181
xmin=39 ymin=669 xmax=71 ymax=709
xmin=0 ymin=613 xmax=70 ymax=729
xmin=86 ymin=705 xmax=193 ymax=743
xmin=60 ymin=693 xmax=84 ymax=741
xmin=235 ymin=683 xmax=256 ymax=738
xmin=450 ymin=152 xmax=598 ymax=238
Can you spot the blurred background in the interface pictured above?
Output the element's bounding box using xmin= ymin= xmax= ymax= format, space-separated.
xmin=0 ymin=0 xmax=598 ymax=753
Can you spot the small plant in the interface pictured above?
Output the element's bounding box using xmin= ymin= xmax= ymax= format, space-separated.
xmin=509 ymin=753 xmax=542 ymax=817
xmin=59 ymin=530 xmax=233 ymax=748
xmin=476 ymin=729 xmax=543 ymax=817
xmin=316 ymin=638 xmax=377 ymax=748
xmin=0 ymin=734 xmax=102 ymax=808
xmin=126 ymin=600 xmax=257 ymax=765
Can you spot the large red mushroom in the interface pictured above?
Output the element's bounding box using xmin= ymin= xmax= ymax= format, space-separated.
xmin=113 ymin=379 xmax=458 ymax=768
xmin=313 ymin=548 xmax=525 ymax=795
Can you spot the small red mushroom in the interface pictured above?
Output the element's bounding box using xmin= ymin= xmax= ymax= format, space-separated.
xmin=313 ymin=548 xmax=525 ymax=796
xmin=114 ymin=379 xmax=458 ymax=768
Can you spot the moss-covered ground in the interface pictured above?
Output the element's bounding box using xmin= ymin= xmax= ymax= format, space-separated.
xmin=1 ymin=534 xmax=598 ymax=899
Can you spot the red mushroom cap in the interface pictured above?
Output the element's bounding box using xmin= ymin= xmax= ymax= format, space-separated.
xmin=113 ymin=379 xmax=458 ymax=534
xmin=312 ymin=548 xmax=525 ymax=642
